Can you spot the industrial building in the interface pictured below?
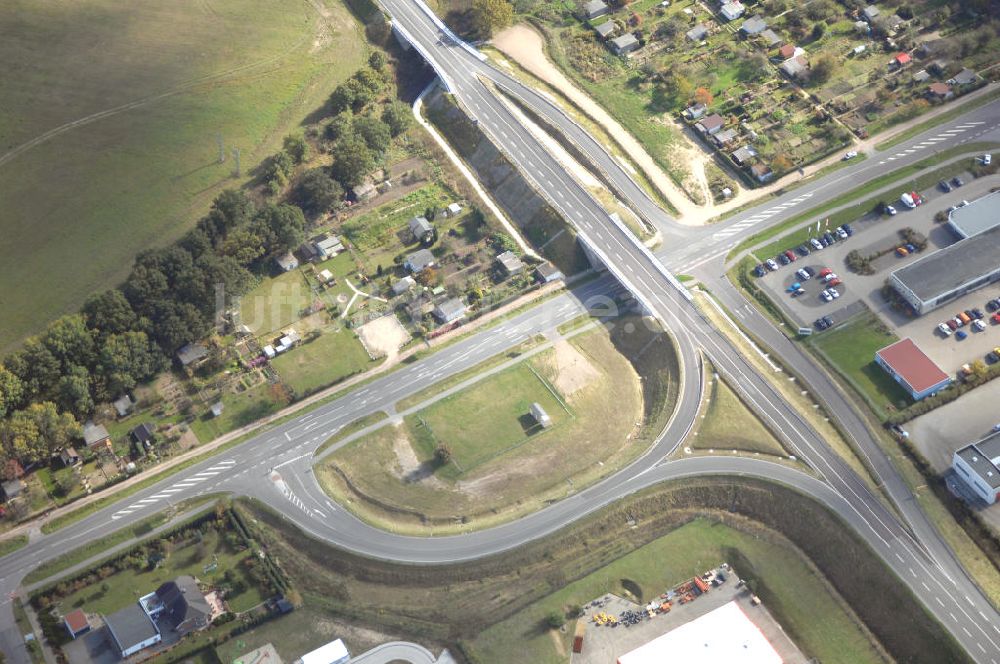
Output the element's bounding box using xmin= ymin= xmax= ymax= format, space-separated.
xmin=953 ymin=431 xmax=1000 ymax=505
xmin=890 ymin=192 xmax=1000 ymax=314
xmin=616 ymin=601 xmax=782 ymax=664
xmin=874 ymin=338 xmax=952 ymax=401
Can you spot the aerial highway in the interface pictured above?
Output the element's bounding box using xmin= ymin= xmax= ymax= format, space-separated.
xmin=2 ymin=2 xmax=1000 ymax=662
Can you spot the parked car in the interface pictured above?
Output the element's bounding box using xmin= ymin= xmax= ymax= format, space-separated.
xmin=823 ymin=232 xmax=836 ymax=245
xmin=986 ymin=298 xmax=1000 ymax=312
xmin=910 ymin=191 xmax=924 ymax=206
xmin=972 ymin=308 xmax=984 ymax=319
xmin=945 ymin=319 xmax=958 ymax=330
xmin=886 ymin=205 xmax=898 ymax=216
xmin=939 ymin=179 xmax=953 ymax=192
xmin=796 ymin=268 xmax=812 ymax=281
xmin=904 ymin=243 xmax=916 ymax=253
xmin=754 ymin=264 xmax=767 ymax=277
xmin=994 ymin=312 xmax=1000 ymax=324
xmin=828 ymin=278 xmax=842 ymax=287
xmin=784 ymin=249 xmax=797 ymax=262
xmin=815 ymin=316 xmax=833 ymax=330
xmin=821 ymin=290 xmax=834 ymax=302
xmin=796 ymin=244 xmax=811 ymax=257
xmin=787 ymin=282 xmax=802 ymax=293
xmin=844 ymin=151 xmax=858 ymax=160
xmin=809 ymin=238 xmax=824 ymax=251
xmin=766 ymin=258 xmax=779 ymax=271
xmin=792 ymin=287 xmax=806 ymax=297
xmin=953 ymin=316 xmax=965 ymax=328
xmin=900 ymin=192 xmax=916 ymax=208
xmin=841 ymin=223 xmax=854 ymax=236
xmin=983 ymin=154 xmax=992 ymax=166
xmin=822 ymin=273 xmax=839 ymax=283
xmin=958 ymin=311 xmax=972 ymax=325
xmin=956 ymin=329 xmax=968 ymax=340
xmin=938 ymin=323 xmax=953 ymax=336
xmin=819 ymin=235 xmax=831 ymax=247
xmin=828 ymin=288 xmax=840 ymax=299
xmin=973 ymin=319 xmax=987 ymax=331
xmin=896 ymin=246 xmax=909 ymax=257
xmin=952 ymin=176 xmax=964 ymax=187
xmin=836 ymin=227 xmax=848 ymax=240
xmin=818 ymin=267 xmax=833 ymax=277
xmin=778 ymin=253 xmax=791 ymax=265
xmin=802 ymin=266 xmax=815 ymax=277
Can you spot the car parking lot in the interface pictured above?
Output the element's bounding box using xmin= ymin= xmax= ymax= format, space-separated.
xmin=754 ymin=173 xmax=1000 ymax=373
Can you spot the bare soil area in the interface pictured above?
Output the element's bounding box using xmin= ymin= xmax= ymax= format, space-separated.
xmin=357 ymin=314 xmax=411 ymax=361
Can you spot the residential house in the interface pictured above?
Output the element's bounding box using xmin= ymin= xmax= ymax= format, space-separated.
xmin=759 ymin=28 xmax=781 ymax=47
xmin=740 ymin=15 xmax=767 ymax=36
xmin=695 ymin=114 xmax=726 ymax=135
xmin=446 ymin=202 xmax=463 ymax=216
xmin=210 ymin=402 xmax=224 ymax=418
xmin=780 ymin=55 xmax=809 ymax=80
xmin=274 ymin=252 xmax=299 ymax=272
xmin=317 ymin=268 xmax=334 ymax=285
xmin=297 ymin=241 xmax=319 ymax=263
xmin=350 ymin=181 xmax=376 ymax=203
xmin=584 ymin=0 xmax=610 ymax=20
xmin=313 ymin=235 xmax=344 ymax=260
xmin=535 ymin=262 xmax=565 ymax=284
xmin=404 ymin=248 xmax=436 ymax=274
xmin=950 ymin=68 xmax=978 ymax=87
xmin=275 ymin=329 xmax=301 ymax=355
xmin=60 ymin=447 xmax=81 ymax=467
xmin=720 ymin=1 xmax=745 ymax=21
xmin=610 ymin=33 xmax=640 ymax=55
xmin=82 ymin=422 xmax=111 ymax=449
xmin=713 ymin=128 xmax=738 ymax=147
xmin=731 ymin=145 xmax=759 ymax=166
xmin=928 ymin=82 xmax=954 ymax=99
xmin=912 ymin=68 xmax=930 ymax=82
xmin=530 ymin=403 xmax=553 ymax=429
xmin=496 ymin=251 xmax=524 ymax=276
xmin=594 ymin=21 xmax=616 ymax=39
xmin=130 ymin=423 xmax=156 ymax=454
xmin=147 ymin=576 xmax=217 ymax=636
xmin=777 ymin=43 xmax=795 ymax=60
xmin=113 ymin=394 xmax=135 ymax=418
xmin=751 ymin=163 xmax=774 ymax=183
xmin=392 ymin=275 xmax=416 ymax=296
xmin=1 ymin=479 xmax=22 ymax=502
xmin=432 ymin=298 xmax=467 ymax=324
xmin=686 ymin=24 xmax=708 ymax=41
xmin=408 ymin=216 xmax=435 ymax=244
xmin=862 ymin=4 xmax=880 ymax=21
xmin=105 ymin=604 xmax=161 ymax=658
xmin=683 ymin=102 xmax=708 ymax=120
xmin=891 ymin=52 xmax=911 ymax=69
xmin=176 ymin=343 xmax=209 ymax=368
xmin=63 ymin=609 xmax=91 ymax=639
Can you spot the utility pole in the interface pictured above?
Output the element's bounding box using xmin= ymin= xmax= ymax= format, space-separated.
xmin=216 ymin=133 xmax=225 ymax=164
xmin=231 ymin=147 xmax=241 ymax=177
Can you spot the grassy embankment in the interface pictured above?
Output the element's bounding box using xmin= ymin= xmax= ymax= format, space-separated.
xmin=693 ymin=370 xmax=791 ymax=458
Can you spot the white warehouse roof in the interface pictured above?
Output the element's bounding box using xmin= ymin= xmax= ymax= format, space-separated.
xmin=297 ymin=639 xmax=349 ymax=664
xmin=617 ymin=601 xmax=781 ymax=664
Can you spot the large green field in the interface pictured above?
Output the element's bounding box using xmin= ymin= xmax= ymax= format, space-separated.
xmin=0 ymin=0 xmax=366 ymax=351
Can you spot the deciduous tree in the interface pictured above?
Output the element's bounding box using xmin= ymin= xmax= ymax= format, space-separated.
xmin=473 ymin=0 xmax=514 ymax=37
xmin=294 ymin=169 xmax=345 ymax=218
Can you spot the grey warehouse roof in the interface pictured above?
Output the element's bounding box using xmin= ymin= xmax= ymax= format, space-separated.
xmin=948 ymin=190 xmax=1000 ymax=239
xmin=105 ymin=604 xmax=159 ymax=651
xmin=957 ymin=432 xmax=1000 ymax=490
xmin=890 ymin=224 xmax=1000 ymax=302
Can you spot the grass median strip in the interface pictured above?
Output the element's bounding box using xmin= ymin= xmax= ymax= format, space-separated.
xmin=27 ymin=496 xmax=220 ymax=585
xmin=315 ymin=412 xmax=388 ymax=456
xmin=875 ymin=87 xmax=1000 ymax=151
xmin=0 ymin=534 xmax=28 ymax=558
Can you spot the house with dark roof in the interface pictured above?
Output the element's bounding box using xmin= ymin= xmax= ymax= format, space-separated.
xmin=731 ymin=145 xmax=759 ymax=166
xmin=695 ymin=114 xmax=726 ymax=135
xmin=64 ymin=609 xmax=91 ymax=639
xmin=740 ymin=15 xmax=767 ymax=36
xmin=759 ymin=28 xmax=781 ymax=47
xmin=60 ymin=447 xmax=81 ymax=467
xmin=105 ymin=603 xmax=161 ymax=658
xmin=176 ymin=343 xmax=209 ymax=368
xmin=432 ymin=298 xmax=467 ymax=324
xmin=130 ymin=423 xmax=156 ymax=456
xmin=875 ymin=338 xmax=951 ymax=400
xmin=408 ymin=216 xmax=434 ymax=244
xmin=82 ymin=422 xmax=111 ymax=449
xmin=145 ymin=576 xmax=215 ymax=636
xmin=686 ymin=24 xmax=708 ymax=41
xmin=949 ymin=68 xmax=978 ymax=87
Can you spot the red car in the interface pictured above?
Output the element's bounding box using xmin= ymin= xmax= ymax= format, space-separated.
xmin=993 ymin=312 xmax=1000 ymax=324
xmin=828 ymin=278 xmax=842 ymax=287
xmin=784 ymin=250 xmax=797 ymax=262
xmin=818 ymin=267 xmax=833 ymax=277
xmin=910 ymin=191 xmax=924 ymax=206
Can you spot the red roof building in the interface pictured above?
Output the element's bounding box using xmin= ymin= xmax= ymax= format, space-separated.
xmin=894 ymin=52 xmax=912 ymax=66
xmin=928 ymin=82 xmax=953 ymax=98
xmin=64 ymin=609 xmax=91 ymax=639
xmin=778 ymin=43 xmax=795 ymax=59
xmin=875 ymin=338 xmax=951 ymax=400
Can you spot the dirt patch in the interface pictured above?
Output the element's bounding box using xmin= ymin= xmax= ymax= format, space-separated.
xmin=357 ymin=314 xmax=411 ymax=361
xmin=546 ymin=340 xmax=600 ymax=397
xmin=549 ymin=628 xmax=567 ymax=658
xmin=390 ymin=425 xmax=446 ymax=488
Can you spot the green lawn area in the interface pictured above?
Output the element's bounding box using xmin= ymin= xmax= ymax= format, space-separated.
xmin=0 ymin=0 xmax=366 ymax=351
xmin=54 ymin=528 xmax=264 ymax=616
xmin=341 ymin=184 xmax=450 ymax=252
xmin=694 ymin=374 xmax=789 ymax=457
xmin=407 ymin=362 xmax=569 ymax=477
xmin=191 ymin=382 xmax=285 ymax=444
xmin=270 ymin=328 xmax=377 ymax=396
xmin=468 ymin=518 xmax=883 ymax=664
xmin=214 ymin=607 xmax=360 ymax=664
xmin=240 ymin=270 xmax=318 ymax=338
xmin=808 ymin=312 xmax=913 ymax=419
